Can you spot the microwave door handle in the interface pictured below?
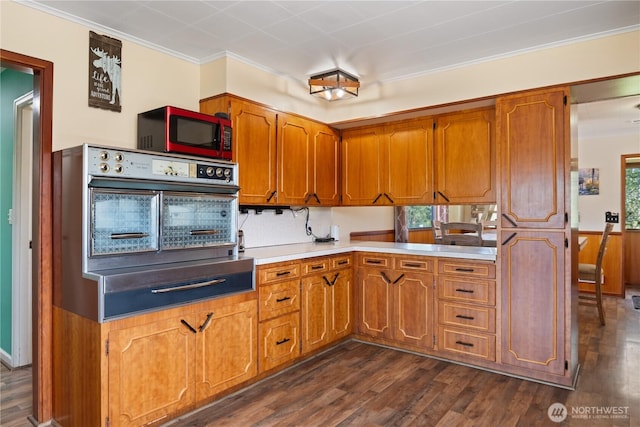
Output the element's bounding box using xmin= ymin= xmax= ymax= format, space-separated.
xmin=190 ymin=229 xmax=218 ymax=236
xmin=110 ymin=232 xmax=149 ymax=239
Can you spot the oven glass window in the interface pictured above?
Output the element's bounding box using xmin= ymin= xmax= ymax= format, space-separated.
xmin=162 ymin=193 xmax=235 ymax=249
xmin=91 ymin=190 xmax=159 ymax=255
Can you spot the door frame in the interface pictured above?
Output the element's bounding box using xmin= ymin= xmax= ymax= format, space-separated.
xmin=0 ymin=49 xmax=54 ymax=425
xmin=12 ymin=91 xmax=34 ymax=368
xmin=620 ymin=153 xmax=640 ymax=291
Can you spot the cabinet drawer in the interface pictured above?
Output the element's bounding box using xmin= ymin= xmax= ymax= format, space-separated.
xmin=438 ymin=259 xmax=496 ymax=279
xmin=259 ymin=280 xmax=300 ymax=321
xmin=396 ymin=256 xmax=433 ymax=273
xmin=438 ymin=276 xmax=496 ymax=306
xmin=258 ymin=262 xmax=301 ymax=284
xmin=359 ymin=253 xmax=393 ymax=268
xmin=331 ymin=254 xmax=353 ymax=270
xmin=438 ymin=301 xmax=495 ymax=333
xmin=438 ymin=327 xmax=496 ymax=361
xmin=259 ymin=312 xmax=300 ymax=372
xmin=302 ymin=258 xmax=330 ymax=276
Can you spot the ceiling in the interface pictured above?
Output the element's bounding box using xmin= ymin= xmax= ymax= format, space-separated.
xmin=16 ymin=0 xmax=640 ymax=138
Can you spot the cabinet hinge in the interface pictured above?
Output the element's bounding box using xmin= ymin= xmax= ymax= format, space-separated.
xmin=565 ymin=212 xmax=569 ymax=223
xmin=106 ymin=416 xmax=110 ymax=427
xmin=105 ymin=339 xmax=109 ymax=356
xmin=433 ymin=122 xmax=437 ymax=130
xmin=563 ymin=95 xmax=568 ymax=105
xmin=565 ymin=238 xmax=569 ymax=248
xmin=565 ymin=360 xmax=569 ymax=371
xmin=433 ymin=335 xmax=437 ymax=346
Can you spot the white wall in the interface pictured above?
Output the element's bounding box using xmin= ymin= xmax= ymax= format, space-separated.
xmin=578 ymin=133 xmax=640 ymax=232
xmin=1 ymin=1 xmax=202 ymax=151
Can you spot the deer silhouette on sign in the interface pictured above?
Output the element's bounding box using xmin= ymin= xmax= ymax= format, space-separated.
xmin=91 ymin=47 xmax=121 ymax=105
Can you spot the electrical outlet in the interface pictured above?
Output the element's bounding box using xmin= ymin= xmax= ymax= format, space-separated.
xmin=605 ymin=211 xmax=619 ymax=223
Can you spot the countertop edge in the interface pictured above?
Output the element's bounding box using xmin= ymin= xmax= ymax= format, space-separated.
xmin=241 ymin=241 xmax=497 ymax=265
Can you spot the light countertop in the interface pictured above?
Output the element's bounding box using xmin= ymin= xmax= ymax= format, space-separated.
xmin=241 ymin=240 xmax=497 ymax=265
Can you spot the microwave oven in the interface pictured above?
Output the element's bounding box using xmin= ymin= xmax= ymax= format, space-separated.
xmin=137 ymin=106 xmax=232 ymax=160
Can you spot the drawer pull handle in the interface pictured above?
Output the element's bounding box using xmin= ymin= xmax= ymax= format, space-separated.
xmin=404 ymin=263 xmax=423 ymax=268
xmin=455 ymin=288 xmax=474 ymax=294
xmin=366 ymin=260 xmax=382 ymax=265
xmin=311 ymin=265 xmax=324 ymax=270
xmin=276 ymin=296 xmax=291 ymax=303
xmin=110 ymin=232 xmax=148 ymax=239
xmin=455 ymin=315 xmax=475 ymax=320
xmin=380 ymin=271 xmax=391 ymax=284
xmin=276 ymin=338 xmax=291 ymax=346
xmin=181 ymin=319 xmax=197 ymax=334
xmin=199 ymin=312 xmax=214 ymax=332
xmin=392 ymin=273 xmax=405 ymax=284
xmin=338 ymin=260 xmax=348 ymax=265
xmin=455 ymin=268 xmax=475 ymax=272
xmin=455 ymin=340 xmax=474 ymax=347
xmin=276 ymin=271 xmax=291 ymax=277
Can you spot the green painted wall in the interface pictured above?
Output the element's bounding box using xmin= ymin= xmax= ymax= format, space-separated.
xmin=0 ymin=69 xmax=33 ymax=356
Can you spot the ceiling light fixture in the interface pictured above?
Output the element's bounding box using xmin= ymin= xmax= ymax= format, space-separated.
xmin=309 ymin=69 xmax=359 ymax=101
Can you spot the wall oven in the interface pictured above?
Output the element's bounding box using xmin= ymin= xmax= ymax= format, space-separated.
xmin=54 ymin=144 xmax=253 ymax=322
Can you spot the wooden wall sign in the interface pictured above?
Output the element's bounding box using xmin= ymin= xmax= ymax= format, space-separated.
xmin=88 ymin=31 xmax=122 ymax=112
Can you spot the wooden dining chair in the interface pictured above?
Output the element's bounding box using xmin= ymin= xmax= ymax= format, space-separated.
xmin=578 ymin=223 xmax=613 ymax=326
xmin=440 ymin=222 xmax=483 ymax=246
xmin=432 ymin=220 xmax=443 ymax=244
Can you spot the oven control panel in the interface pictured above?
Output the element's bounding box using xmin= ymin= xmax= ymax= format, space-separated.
xmin=85 ymin=145 xmax=236 ymax=185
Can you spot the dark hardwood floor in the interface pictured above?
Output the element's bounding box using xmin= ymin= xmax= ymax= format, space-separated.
xmin=2 ymin=287 xmax=638 ymax=427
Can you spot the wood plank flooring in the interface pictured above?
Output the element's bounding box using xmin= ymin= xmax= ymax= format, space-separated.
xmin=2 ymin=286 xmax=638 ymax=427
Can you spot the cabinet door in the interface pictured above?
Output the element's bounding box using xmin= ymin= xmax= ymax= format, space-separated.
xmin=501 ymin=231 xmax=566 ymax=375
xmin=393 ymin=271 xmax=434 ymax=348
xmin=312 ymin=123 xmax=340 ymax=205
xmin=259 ymin=312 xmax=300 ymax=372
xmin=277 ymin=113 xmax=312 ymax=205
xmin=196 ymin=300 xmax=258 ymax=401
xmin=341 ymin=126 xmax=385 ymax=205
xmin=497 ymin=89 xmax=568 ymax=228
xmin=331 ymin=268 xmax=353 ymax=341
xmin=108 ymin=315 xmax=195 ymax=427
xmin=435 ymin=109 xmax=495 ymax=204
xmin=231 ymin=100 xmax=278 ymax=204
xmin=357 ymin=267 xmax=392 ymax=339
xmin=384 ymin=118 xmax=434 ymax=204
xmin=301 ymin=274 xmax=330 ymax=354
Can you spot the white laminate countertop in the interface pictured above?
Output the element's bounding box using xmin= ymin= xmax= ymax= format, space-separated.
xmin=240 ymin=240 xmax=497 ymax=265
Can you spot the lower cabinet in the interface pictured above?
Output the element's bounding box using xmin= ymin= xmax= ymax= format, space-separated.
xmin=52 ymin=294 xmax=258 ymax=427
xmin=357 ymin=253 xmax=434 ymax=349
xmin=435 ymin=258 xmax=497 ymax=362
xmin=301 ymin=254 xmax=353 ymax=355
xmin=257 ymin=260 xmax=301 ymax=373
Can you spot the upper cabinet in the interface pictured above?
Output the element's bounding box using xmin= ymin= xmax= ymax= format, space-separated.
xmin=278 ymin=113 xmax=340 ymax=206
xmin=341 ymin=118 xmax=434 ymax=206
xmin=434 ymin=108 xmax=496 ymax=204
xmin=201 ymin=95 xmax=339 ymax=206
xmin=497 ymin=89 xmax=567 ymax=229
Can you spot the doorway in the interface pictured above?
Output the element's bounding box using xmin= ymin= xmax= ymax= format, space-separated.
xmin=622 ymin=154 xmax=640 ymax=289
xmin=11 ymin=92 xmax=34 ymax=367
xmin=0 ymin=49 xmax=54 ymax=425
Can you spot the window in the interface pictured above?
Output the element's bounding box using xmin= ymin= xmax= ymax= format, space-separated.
xmin=406 ymin=206 xmax=433 ymax=229
xmin=626 ymin=165 xmax=640 ymax=230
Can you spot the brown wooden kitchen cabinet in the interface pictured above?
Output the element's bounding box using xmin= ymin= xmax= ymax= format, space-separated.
xmin=277 ymin=113 xmax=340 ymax=206
xmin=356 ymin=253 xmax=434 ymax=349
xmin=53 ymin=293 xmax=258 ymax=427
xmin=300 ymin=254 xmax=353 ymax=355
xmin=496 ymin=87 xmax=575 ymax=385
xmin=257 ymin=260 xmax=301 ymax=372
xmin=341 ymin=118 xmax=434 ymax=205
xmin=436 ymin=258 xmax=497 ymax=362
xmin=434 ymin=108 xmax=496 ymax=204
xmin=201 ymin=95 xmax=340 ymax=206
